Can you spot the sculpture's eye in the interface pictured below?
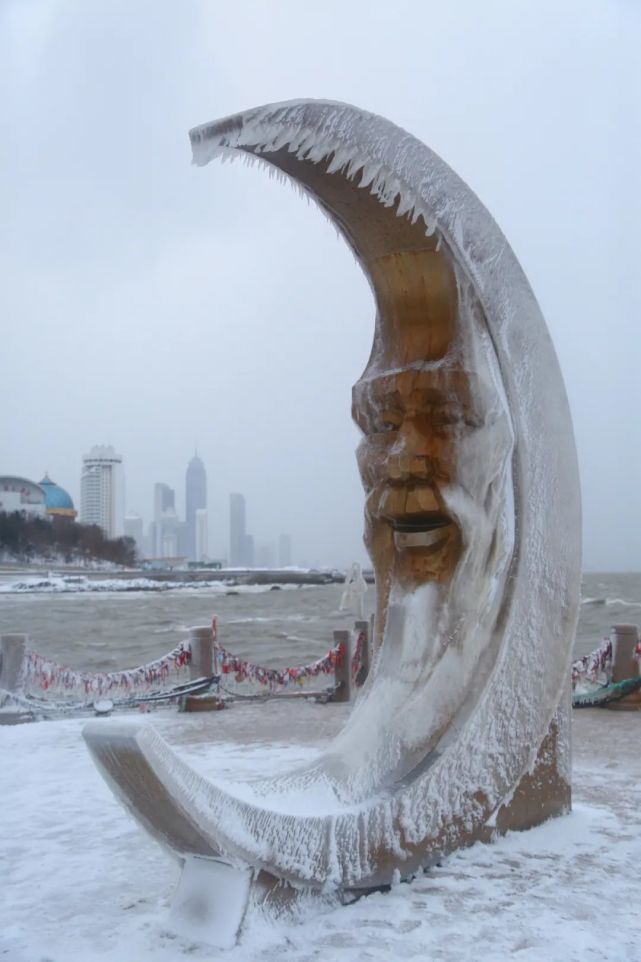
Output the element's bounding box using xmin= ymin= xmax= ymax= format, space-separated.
xmin=376 ymin=412 xmax=402 ymax=433
xmin=426 ymin=410 xmax=460 ymax=428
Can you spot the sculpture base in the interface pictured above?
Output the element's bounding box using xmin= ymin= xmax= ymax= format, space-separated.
xmin=490 ymin=695 xmax=571 ymax=836
xmin=167 ymin=857 xmax=250 ymax=950
xmin=86 ymin=695 xmax=572 ymax=947
xmin=195 ymin=697 xmax=572 ymax=944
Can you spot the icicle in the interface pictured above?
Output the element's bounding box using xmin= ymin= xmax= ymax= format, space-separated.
xmin=190 ymin=111 xmax=446 ymax=261
xmin=359 ymin=163 xmax=379 ymax=189
xmin=396 ymin=191 xmax=414 ymax=218
xmin=269 ymin=128 xmax=295 ymax=152
xmin=306 ymin=140 xmax=333 ymax=165
xmin=345 ymin=155 xmax=365 ymax=182
xmin=326 ymin=147 xmax=352 ymax=174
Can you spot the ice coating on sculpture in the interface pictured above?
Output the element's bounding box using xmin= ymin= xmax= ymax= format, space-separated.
xmin=84 ymin=100 xmax=581 ymax=904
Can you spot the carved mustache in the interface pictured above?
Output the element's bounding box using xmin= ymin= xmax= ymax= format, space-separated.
xmin=358 ymin=448 xmax=441 ymax=494
xmin=366 ymin=483 xmax=450 ymax=528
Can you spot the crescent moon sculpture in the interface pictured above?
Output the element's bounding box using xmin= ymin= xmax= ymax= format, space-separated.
xmin=84 ymin=100 xmax=581 ymax=938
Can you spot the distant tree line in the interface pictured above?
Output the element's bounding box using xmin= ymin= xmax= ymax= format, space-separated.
xmin=0 ymin=511 xmax=137 ymax=566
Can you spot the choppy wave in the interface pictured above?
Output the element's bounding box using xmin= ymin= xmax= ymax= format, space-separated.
xmin=582 ymin=595 xmax=641 ymax=608
xmin=152 ymin=623 xmax=193 ymax=634
xmin=226 ymin=615 xmax=311 ymax=625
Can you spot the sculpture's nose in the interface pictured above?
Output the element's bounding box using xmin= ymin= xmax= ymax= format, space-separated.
xmin=386 ymin=417 xmax=434 ymax=482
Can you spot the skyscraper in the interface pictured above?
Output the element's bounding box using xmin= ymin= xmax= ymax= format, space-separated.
xmin=185 ymin=453 xmax=207 ymax=561
xmin=124 ymin=513 xmax=144 ymax=557
xmin=154 ymin=482 xmax=174 ymax=519
xmin=152 ymin=482 xmax=180 ymax=558
xmin=229 ymin=493 xmax=246 ymax=566
xmin=195 ymin=508 xmax=208 ymax=562
xmin=242 ymin=533 xmax=255 ymax=568
xmin=80 ymin=445 xmax=124 ymax=539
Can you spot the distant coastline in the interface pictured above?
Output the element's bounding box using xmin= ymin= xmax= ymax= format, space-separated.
xmin=0 ymin=563 xmax=357 ymax=591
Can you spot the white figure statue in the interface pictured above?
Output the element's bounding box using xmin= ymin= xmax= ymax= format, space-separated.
xmin=340 ymin=562 xmax=367 ymax=619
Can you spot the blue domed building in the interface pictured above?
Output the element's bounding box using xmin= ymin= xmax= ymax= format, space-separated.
xmin=39 ymin=474 xmax=77 ymax=521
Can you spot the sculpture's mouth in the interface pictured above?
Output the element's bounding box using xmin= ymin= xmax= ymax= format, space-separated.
xmin=389 ymin=512 xmax=450 ymax=532
xmin=390 ymin=514 xmax=453 ymax=550
xmin=371 ymin=483 xmax=457 ymax=556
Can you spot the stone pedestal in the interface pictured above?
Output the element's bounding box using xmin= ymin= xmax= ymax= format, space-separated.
xmin=609 ymin=624 xmax=641 ymax=711
xmin=332 ymin=630 xmax=352 ymax=702
xmin=189 ymin=626 xmax=214 ymax=680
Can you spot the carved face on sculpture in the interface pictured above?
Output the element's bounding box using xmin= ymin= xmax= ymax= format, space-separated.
xmin=353 ymin=316 xmax=512 ymax=588
xmin=348 ymin=246 xmax=515 ymax=661
xmin=355 ymin=365 xmax=463 ymax=586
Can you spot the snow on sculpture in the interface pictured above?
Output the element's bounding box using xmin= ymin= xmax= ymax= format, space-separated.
xmin=83 ymin=100 xmax=581 ymax=941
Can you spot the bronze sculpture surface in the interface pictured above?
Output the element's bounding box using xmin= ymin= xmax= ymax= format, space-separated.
xmin=84 ymin=100 xmax=581 ymax=939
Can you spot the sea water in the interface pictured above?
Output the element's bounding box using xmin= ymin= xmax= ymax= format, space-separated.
xmin=0 ymin=573 xmax=639 ymax=673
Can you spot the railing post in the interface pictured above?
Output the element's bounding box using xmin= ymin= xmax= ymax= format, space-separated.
xmin=332 ymin=630 xmax=351 ymax=702
xmin=609 ymin=624 xmax=641 ymax=709
xmin=188 ymin=626 xmax=214 ymax=680
xmin=353 ymin=619 xmax=370 ymax=687
xmin=0 ymin=634 xmax=27 ymax=702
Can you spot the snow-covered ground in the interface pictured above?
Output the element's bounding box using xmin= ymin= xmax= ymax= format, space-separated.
xmin=1 ymin=704 xmax=639 ymax=962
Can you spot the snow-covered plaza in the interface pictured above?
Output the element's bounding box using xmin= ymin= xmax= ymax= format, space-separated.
xmin=2 ymin=702 xmax=639 ymax=962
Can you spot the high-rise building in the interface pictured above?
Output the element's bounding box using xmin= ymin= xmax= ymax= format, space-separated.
xmin=80 ymin=445 xmax=124 ymax=538
xmin=278 ymin=534 xmax=292 ymax=567
xmin=177 ymin=522 xmax=190 ymax=560
xmin=242 ymin=533 xmax=255 ymax=568
xmin=160 ymin=515 xmax=179 ymax=557
xmin=152 ymin=482 xmax=182 ymax=558
xmin=154 ymin=482 xmax=174 ymax=521
xmin=229 ymin=493 xmax=245 ymax=566
xmin=195 ymin=508 xmax=208 ymax=562
xmin=124 ymin=513 xmax=144 ymax=557
xmin=185 ymin=453 xmax=207 ymax=561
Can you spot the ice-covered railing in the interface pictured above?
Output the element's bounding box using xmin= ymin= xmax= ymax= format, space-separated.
xmin=571 ymin=625 xmax=641 ymax=707
xmin=21 ymin=641 xmax=193 ymax=702
xmin=571 ymin=634 xmax=641 ymax=689
xmin=212 ymin=615 xmax=368 ymax=696
xmin=215 ymin=640 xmax=342 ymax=690
xmin=0 ymin=617 xmax=370 ymax=712
xmin=0 ymin=631 xmax=215 ymax=711
xmin=571 ymin=639 xmax=613 ymax=689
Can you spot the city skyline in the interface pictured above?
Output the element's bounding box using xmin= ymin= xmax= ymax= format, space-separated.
xmin=3 ymin=449 xmax=306 ymax=566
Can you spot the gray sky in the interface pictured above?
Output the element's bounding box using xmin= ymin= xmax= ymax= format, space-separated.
xmin=1 ymin=0 xmax=639 ymax=571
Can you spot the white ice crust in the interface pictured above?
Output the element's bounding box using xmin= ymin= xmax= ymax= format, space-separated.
xmin=88 ymin=100 xmax=582 ymax=892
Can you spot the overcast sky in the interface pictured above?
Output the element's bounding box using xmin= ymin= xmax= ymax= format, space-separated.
xmin=1 ymin=0 xmax=639 ymax=571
